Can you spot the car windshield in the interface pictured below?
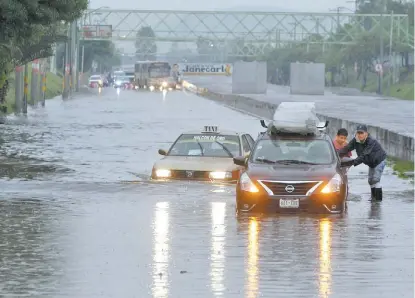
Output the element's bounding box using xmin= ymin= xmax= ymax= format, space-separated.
xmin=251 ymin=139 xmax=334 ymax=165
xmin=168 ymin=134 xmax=241 ymax=157
xmin=115 ymin=76 xmax=128 ymax=81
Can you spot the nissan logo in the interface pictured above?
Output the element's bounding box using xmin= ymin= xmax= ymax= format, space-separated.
xmin=285 ymin=185 xmax=295 ymax=193
xmin=186 ymin=171 xmax=193 ymax=178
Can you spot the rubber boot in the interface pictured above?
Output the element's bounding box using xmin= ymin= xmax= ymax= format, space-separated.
xmin=374 ymin=188 xmax=382 ymax=201
xmin=370 ymin=188 xmax=376 ymax=200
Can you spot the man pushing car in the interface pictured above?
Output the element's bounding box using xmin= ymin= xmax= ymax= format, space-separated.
xmin=337 ymin=124 xmax=387 ymax=201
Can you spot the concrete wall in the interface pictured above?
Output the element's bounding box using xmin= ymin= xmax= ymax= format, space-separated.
xmin=290 ymin=63 xmax=325 ymax=95
xmin=232 ymin=61 xmax=267 ymax=94
xmin=317 ymin=115 xmax=414 ymax=162
xmin=183 ymin=82 xmax=414 ymax=162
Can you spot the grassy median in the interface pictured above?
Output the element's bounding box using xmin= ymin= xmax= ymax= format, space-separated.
xmin=344 ymin=71 xmax=414 ymax=100
xmin=2 ymin=65 xmax=63 ymax=113
xmin=387 ymin=157 xmax=415 ymax=179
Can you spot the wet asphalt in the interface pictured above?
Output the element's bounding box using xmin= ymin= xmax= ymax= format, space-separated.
xmin=0 ymin=87 xmax=413 ymax=297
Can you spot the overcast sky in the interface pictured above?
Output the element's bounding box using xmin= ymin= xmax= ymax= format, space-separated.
xmin=88 ymin=0 xmax=355 ymax=12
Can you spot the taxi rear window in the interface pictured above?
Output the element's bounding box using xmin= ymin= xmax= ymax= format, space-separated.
xmin=168 ymin=134 xmax=241 ymax=157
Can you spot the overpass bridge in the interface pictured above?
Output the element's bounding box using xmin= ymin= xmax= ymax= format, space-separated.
xmin=80 ymin=9 xmax=412 ymax=57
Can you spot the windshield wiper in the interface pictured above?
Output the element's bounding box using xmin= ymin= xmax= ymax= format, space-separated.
xmin=214 ymin=141 xmax=233 ymax=157
xmin=254 ymin=158 xmax=277 ymax=164
xmin=195 ymin=140 xmax=204 ymax=156
xmin=275 ymin=159 xmax=318 ymax=165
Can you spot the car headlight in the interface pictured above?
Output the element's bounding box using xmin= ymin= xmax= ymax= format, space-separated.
xmin=239 ymin=172 xmax=259 ymax=193
xmin=162 ymin=82 xmax=167 ymax=87
xmin=155 ymin=169 xmax=171 ymax=178
xmin=321 ymin=173 xmax=342 ymax=193
xmin=209 ymin=171 xmax=232 ymax=179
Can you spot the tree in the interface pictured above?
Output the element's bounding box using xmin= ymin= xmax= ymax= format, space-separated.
xmin=55 ymin=39 xmax=121 ymax=72
xmin=135 ymin=26 xmax=157 ymax=60
xmin=262 ymin=0 xmax=413 ymax=87
xmin=0 ymin=0 xmax=88 ymax=94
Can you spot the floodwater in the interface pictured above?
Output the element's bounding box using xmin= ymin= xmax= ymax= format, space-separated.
xmin=0 ymin=88 xmax=413 ymax=297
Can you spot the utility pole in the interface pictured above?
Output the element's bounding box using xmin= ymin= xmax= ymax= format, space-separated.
xmin=23 ymin=64 xmax=28 ymax=114
xmin=63 ymin=22 xmax=70 ymax=99
xmin=378 ymin=0 xmax=386 ymax=94
xmin=388 ymin=11 xmax=394 ymax=92
xmin=69 ymin=21 xmax=75 ymax=97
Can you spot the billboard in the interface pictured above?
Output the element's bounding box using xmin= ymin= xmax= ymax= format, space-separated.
xmin=82 ymin=25 xmax=112 ymax=39
xmin=178 ymin=63 xmax=232 ymax=75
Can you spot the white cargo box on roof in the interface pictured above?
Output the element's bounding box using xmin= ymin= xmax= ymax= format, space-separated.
xmin=268 ymin=102 xmax=321 ymax=135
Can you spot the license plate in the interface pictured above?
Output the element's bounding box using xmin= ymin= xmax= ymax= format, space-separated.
xmin=279 ymin=199 xmax=299 ymax=208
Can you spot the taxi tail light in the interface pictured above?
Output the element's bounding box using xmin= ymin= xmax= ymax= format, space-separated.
xmin=239 ymin=173 xmax=259 ymax=193
xmin=321 ymin=174 xmax=341 ymax=193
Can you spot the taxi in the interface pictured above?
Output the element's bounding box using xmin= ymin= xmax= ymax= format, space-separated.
xmin=151 ymin=126 xmax=255 ymax=182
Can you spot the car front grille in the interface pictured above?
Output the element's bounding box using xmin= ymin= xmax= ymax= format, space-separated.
xmin=171 ymin=170 xmax=209 ymax=180
xmin=257 ymin=181 xmax=321 ymax=196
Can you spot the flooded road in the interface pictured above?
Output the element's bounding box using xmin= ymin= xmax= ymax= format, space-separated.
xmin=0 ymin=88 xmax=413 ymax=297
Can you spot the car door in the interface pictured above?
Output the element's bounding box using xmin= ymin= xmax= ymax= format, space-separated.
xmin=241 ymin=135 xmax=252 ymax=157
xmin=245 ymin=134 xmax=255 ymax=149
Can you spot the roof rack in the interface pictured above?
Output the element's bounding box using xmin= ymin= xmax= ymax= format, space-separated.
xmin=259 ymin=102 xmax=328 ymax=136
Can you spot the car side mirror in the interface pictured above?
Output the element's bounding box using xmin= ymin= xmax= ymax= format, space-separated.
xmin=340 ymin=157 xmax=354 ymax=167
xmin=233 ymin=156 xmax=247 ymax=167
xmin=158 ymin=149 xmax=167 ymax=156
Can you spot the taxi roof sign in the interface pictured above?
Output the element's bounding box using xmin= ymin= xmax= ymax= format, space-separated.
xmin=203 ymin=125 xmax=218 ymax=133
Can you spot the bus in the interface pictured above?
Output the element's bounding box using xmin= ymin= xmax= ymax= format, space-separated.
xmin=134 ymin=61 xmax=178 ymax=90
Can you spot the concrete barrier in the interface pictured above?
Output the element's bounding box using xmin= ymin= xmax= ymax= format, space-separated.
xmin=232 ymin=61 xmax=267 ymax=94
xmin=182 ymin=80 xmax=414 ymax=162
xmin=290 ymin=63 xmax=325 ymax=95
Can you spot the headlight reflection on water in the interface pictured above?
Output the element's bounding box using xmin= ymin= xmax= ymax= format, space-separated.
xmin=152 ymin=202 xmax=170 ymax=298
xmin=210 ymin=202 xmax=227 ymax=296
xmin=319 ymin=218 xmax=332 ymax=298
xmin=246 ymin=217 xmax=259 ymax=298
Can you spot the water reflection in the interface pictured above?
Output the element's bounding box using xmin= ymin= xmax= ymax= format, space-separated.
xmin=152 ymin=202 xmax=170 ymax=298
xmin=319 ymin=218 xmax=332 ymax=298
xmin=246 ymin=217 xmax=259 ymax=298
xmin=369 ymin=202 xmax=382 ymax=219
xmin=210 ymin=202 xmax=226 ymax=296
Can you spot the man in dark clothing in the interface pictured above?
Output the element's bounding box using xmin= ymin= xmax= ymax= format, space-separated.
xmin=337 ymin=124 xmax=387 ymax=201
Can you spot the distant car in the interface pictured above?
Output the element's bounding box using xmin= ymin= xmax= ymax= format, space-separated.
xmin=151 ymin=126 xmax=256 ymax=182
xmin=89 ymin=75 xmax=103 ymax=88
xmin=113 ymin=70 xmax=125 ymax=80
xmin=113 ymin=76 xmax=132 ymax=88
xmin=148 ymin=76 xmax=179 ymax=91
xmin=233 ymin=102 xmax=350 ymax=214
